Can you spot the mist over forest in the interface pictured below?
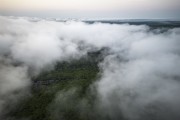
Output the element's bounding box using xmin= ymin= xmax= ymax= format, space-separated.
xmin=0 ymin=16 xmax=180 ymax=120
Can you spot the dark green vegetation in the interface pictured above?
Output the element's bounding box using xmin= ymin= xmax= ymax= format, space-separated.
xmin=7 ymin=50 xmax=105 ymax=120
xmin=86 ymin=20 xmax=180 ymax=29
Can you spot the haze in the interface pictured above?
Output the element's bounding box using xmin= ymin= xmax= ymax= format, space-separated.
xmin=0 ymin=0 xmax=180 ymax=19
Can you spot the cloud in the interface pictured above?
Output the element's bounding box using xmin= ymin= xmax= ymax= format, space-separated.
xmin=0 ymin=16 xmax=180 ymax=120
xmin=96 ymin=28 xmax=180 ymax=120
xmin=0 ymin=64 xmax=30 ymax=118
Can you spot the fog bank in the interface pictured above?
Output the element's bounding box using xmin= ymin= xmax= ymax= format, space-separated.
xmin=0 ymin=16 xmax=180 ymax=119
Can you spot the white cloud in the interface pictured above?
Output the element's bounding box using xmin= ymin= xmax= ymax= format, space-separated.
xmin=0 ymin=16 xmax=180 ymax=119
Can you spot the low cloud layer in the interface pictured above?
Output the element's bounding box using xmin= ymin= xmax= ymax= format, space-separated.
xmin=0 ymin=16 xmax=180 ymax=120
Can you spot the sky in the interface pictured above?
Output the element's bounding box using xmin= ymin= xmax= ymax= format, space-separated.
xmin=0 ymin=0 xmax=180 ymax=19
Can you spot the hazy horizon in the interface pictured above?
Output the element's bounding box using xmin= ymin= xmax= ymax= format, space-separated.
xmin=1 ymin=0 xmax=180 ymax=19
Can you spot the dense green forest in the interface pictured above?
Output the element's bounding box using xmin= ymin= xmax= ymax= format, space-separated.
xmin=7 ymin=50 xmax=108 ymax=120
